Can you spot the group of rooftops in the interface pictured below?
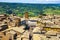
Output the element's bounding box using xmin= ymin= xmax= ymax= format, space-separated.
xmin=0 ymin=13 xmax=60 ymax=40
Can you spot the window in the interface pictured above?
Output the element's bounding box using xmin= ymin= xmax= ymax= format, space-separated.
xmin=46 ymin=36 xmax=51 ymax=38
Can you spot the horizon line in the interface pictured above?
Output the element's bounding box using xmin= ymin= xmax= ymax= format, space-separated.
xmin=0 ymin=2 xmax=60 ymax=4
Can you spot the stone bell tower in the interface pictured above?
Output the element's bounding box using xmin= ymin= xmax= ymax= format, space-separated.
xmin=24 ymin=12 xmax=29 ymax=20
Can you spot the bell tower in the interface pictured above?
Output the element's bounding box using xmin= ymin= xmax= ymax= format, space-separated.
xmin=24 ymin=12 xmax=29 ymax=20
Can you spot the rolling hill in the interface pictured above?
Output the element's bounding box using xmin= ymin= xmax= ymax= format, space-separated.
xmin=0 ymin=2 xmax=60 ymax=16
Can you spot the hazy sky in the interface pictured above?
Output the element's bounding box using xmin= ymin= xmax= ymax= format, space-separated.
xmin=0 ymin=0 xmax=60 ymax=4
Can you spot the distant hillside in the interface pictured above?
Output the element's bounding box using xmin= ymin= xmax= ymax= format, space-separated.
xmin=0 ymin=2 xmax=60 ymax=16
